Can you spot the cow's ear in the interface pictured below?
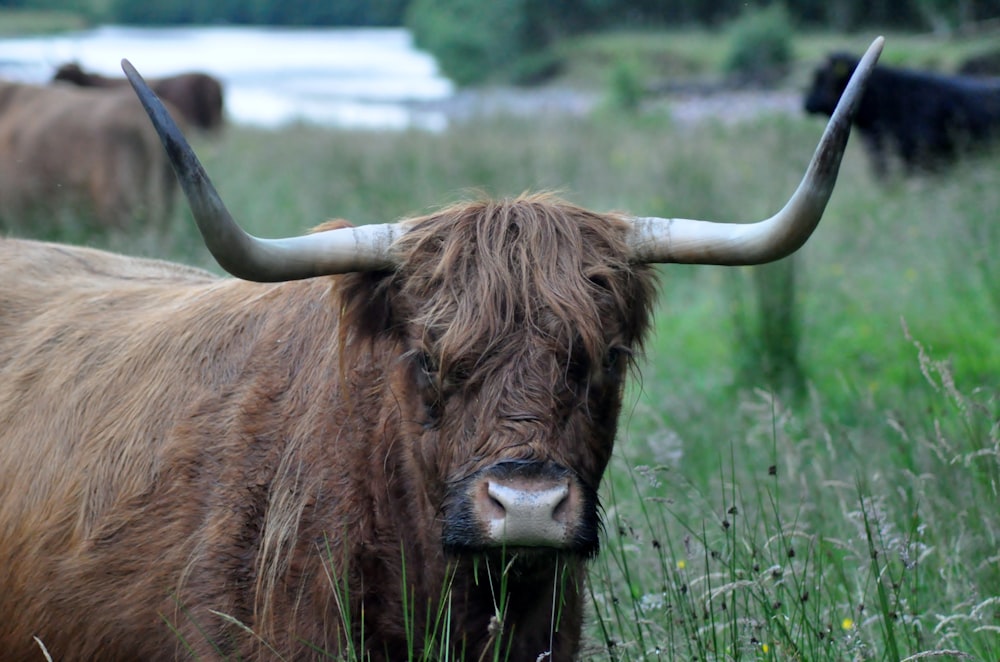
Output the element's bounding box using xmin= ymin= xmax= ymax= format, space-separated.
xmin=336 ymin=270 xmax=400 ymax=343
xmin=313 ymin=219 xmax=399 ymax=339
xmin=311 ymin=218 xmax=354 ymax=233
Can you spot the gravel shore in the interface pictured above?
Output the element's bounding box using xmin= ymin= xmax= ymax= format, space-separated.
xmin=409 ymin=85 xmax=804 ymax=126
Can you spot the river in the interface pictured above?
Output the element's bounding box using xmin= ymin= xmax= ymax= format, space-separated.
xmin=0 ymin=25 xmax=455 ymax=130
xmin=0 ymin=25 xmax=804 ymax=131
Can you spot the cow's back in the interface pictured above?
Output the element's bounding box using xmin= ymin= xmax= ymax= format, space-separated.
xmin=0 ymin=81 xmax=180 ymax=230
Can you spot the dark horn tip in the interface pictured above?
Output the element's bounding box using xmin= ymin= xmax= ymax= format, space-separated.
xmin=121 ymin=58 xmax=140 ymax=83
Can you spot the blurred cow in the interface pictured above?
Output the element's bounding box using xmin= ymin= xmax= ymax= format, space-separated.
xmin=958 ymin=49 xmax=1000 ymax=77
xmin=54 ymin=62 xmax=224 ymax=133
xmin=0 ymin=79 xmax=179 ymax=231
xmin=804 ymin=51 xmax=1000 ymax=175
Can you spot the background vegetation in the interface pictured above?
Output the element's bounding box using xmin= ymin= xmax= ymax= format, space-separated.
xmin=1 ymin=9 xmax=997 ymax=659
xmin=5 ymin=0 xmax=1000 ymax=30
xmin=4 ymin=0 xmax=1000 ymax=84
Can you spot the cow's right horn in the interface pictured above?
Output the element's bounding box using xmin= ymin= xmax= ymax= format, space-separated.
xmin=122 ymin=59 xmax=406 ymax=282
xmin=627 ymin=36 xmax=883 ymax=265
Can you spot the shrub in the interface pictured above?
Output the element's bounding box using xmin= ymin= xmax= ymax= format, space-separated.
xmin=723 ymin=4 xmax=794 ymax=87
xmin=407 ymin=0 xmax=529 ymax=86
xmin=604 ymin=57 xmax=646 ymax=113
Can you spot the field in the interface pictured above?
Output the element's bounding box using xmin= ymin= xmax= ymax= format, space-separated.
xmin=5 ymin=27 xmax=999 ymax=660
xmin=16 ymin=106 xmax=995 ymax=659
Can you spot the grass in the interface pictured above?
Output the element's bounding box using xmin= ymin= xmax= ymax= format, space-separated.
xmin=597 ymin=345 xmax=998 ymax=660
xmin=5 ymin=52 xmax=998 ymax=658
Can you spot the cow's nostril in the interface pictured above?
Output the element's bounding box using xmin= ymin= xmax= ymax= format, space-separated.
xmin=486 ymin=490 xmax=506 ymax=518
xmin=550 ymin=489 xmax=570 ymax=523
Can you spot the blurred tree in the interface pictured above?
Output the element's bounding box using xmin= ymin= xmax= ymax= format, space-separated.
xmin=105 ymin=0 xmax=410 ymax=25
xmin=8 ymin=0 xmax=1000 ymax=48
xmin=407 ymin=0 xmax=529 ymax=85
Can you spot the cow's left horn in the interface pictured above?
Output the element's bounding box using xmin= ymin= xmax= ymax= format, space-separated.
xmin=627 ymin=36 xmax=883 ymax=265
xmin=122 ymin=59 xmax=405 ymax=282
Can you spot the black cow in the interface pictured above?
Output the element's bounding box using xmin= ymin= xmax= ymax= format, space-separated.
xmin=805 ymin=52 xmax=1000 ymax=175
xmin=959 ymin=49 xmax=1000 ymax=77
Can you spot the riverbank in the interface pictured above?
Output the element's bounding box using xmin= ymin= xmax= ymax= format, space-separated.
xmin=407 ymin=84 xmax=802 ymax=128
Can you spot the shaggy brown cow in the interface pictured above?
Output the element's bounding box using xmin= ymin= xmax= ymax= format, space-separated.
xmin=54 ymin=62 xmax=225 ymax=133
xmin=0 ymin=39 xmax=883 ymax=661
xmin=0 ymin=79 xmax=179 ymax=231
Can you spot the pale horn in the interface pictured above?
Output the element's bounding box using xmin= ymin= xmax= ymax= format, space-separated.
xmin=627 ymin=36 xmax=884 ymax=265
xmin=122 ymin=59 xmax=406 ymax=282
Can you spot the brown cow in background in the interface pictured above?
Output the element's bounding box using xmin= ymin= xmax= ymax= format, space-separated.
xmin=0 ymin=79 xmax=179 ymax=231
xmin=54 ymin=62 xmax=225 ymax=133
xmin=0 ymin=41 xmax=883 ymax=661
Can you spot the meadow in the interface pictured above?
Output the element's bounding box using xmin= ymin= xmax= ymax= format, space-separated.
xmin=10 ymin=83 xmax=999 ymax=658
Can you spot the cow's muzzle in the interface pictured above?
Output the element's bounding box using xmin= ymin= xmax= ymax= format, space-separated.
xmin=442 ymin=460 xmax=600 ymax=558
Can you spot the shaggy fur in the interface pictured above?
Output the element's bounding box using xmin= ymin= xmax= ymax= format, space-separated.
xmin=0 ymin=194 xmax=657 ymax=660
xmin=54 ymin=63 xmax=225 ymax=133
xmin=0 ymin=80 xmax=180 ymax=230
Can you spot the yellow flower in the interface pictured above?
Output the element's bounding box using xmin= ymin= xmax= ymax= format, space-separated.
xmin=676 ymin=559 xmax=686 ymax=570
xmin=762 ymin=643 xmax=770 ymax=653
xmin=842 ymin=617 xmax=854 ymax=630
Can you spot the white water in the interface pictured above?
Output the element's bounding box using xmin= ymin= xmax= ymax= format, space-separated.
xmin=0 ymin=25 xmax=455 ymax=130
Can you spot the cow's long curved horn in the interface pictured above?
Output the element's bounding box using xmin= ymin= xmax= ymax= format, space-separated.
xmin=627 ymin=36 xmax=883 ymax=265
xmin=122 ymin=59 xmax=405 ymax=282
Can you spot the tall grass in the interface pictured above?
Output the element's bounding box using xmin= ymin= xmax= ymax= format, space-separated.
xmin=599 ymin=343 xmax=997 ymax=659
xmin=12 ymin=108 xmax=997 ymax=658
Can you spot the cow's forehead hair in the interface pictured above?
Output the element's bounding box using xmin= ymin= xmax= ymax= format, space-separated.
xmin=384 ymin=193 xmax=658 ymax=374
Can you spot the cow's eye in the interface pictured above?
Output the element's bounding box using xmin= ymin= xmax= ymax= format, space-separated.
xmin=449 ymin=361 xmax=472 ymax=384
xmin=417 ymin=351 xmax=438 ymax=379
xmin=566 ymin=352 xmax=590 ymax=383
xmin=589 ymin=274 xmax=610 ymax=292
xmin=414 ymin=352 xmax=443 ymax=428
xmin=424 ymin=398 xmax=442 ymax=429
xmin=604 ymin=346 xmax=630 ymax=377
xmin=413 ymin=351 xmax=439 ymax=395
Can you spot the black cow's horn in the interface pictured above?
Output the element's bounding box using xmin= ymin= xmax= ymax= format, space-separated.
xmin=627 ymin=36 xmax=884 ymax=265
xmin=122 ymin=59 xmax=405 ymax=281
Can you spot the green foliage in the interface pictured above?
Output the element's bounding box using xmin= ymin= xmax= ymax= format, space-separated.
xmin=104 ymin=0 xmax=408 ymax=25
xmin=723 ymin=4 xmax=795 ymax=86
xmin=404 ymin=0 xmax=584 ymax=86
xmin=406 ymin=0 xmax=529 ymax=86
xmin=604 ymin=57 xmax=646 ymax=113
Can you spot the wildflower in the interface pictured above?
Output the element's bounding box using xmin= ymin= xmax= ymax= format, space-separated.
xmin=676 ymin=559 xmax=686 ymax=570
xmin=842 ymin=617 xmax=854 ymax=630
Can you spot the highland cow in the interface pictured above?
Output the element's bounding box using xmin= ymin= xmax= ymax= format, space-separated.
xmin=0 ymin=39 xmax=883 ymax=661
xmin=54 ymin=62 xmax=225 ymax=133
xmin=0 ymin=79 xmax=179 ymax=230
